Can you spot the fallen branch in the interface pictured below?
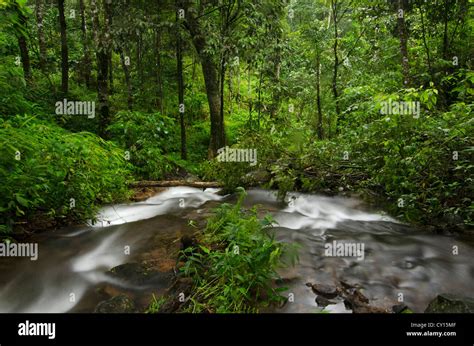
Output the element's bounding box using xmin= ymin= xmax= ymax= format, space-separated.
xmin=130 ymin=180 xmax=222 ymax=188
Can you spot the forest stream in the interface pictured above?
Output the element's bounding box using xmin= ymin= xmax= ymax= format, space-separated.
xmin=0 ymin=187 xmax=473 ymax=313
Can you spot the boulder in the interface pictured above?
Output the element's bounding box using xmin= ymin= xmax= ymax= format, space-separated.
xmin=425 ymin=294 xmax=474 ymax=313
xmin=308 ymin=283 xmax=338 ymax=299
xmin=315 ymin=295 xmax=337 ymax=307
xmin=107 ymin=262 xmax=172 ymax=288
xmin=94 ymin=295 xmax=137 ymax=313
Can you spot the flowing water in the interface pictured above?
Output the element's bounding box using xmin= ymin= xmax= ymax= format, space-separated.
xmin=0 ymin=187 xmax=472 ymax=313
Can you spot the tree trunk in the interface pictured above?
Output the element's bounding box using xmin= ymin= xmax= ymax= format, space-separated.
xmin=79 ymin=0 xmax=91 ymax=88
xmin=108 ymin=52 xmax=113 ymax=94
xmin=58 ymin=0 xmax=68 ymax=95
xmin=155 ymin=28 xmax=164 ymax=114
xmin=418 ymin=3 xmax=433 ymax=81
xmin=91 ymin=0 xmax=110 ymax=138
xmin=35 ymin=0 xmax=47 ymax=72
xmin=257 ymin=69 xmax=262 ymax=128
xmin=219 ymin=52 xmax=226 ymax=135
xmin=105 ymin=0 xmax=113 ymax=94
xmin=176 ymin=5 xmax=187 ymax=160
xmin=270 ymin=38 xmax=281 ymax=119
xmin=397 ymin=0 xmax=410 ymax=87
xmin=248 ymin=66 xmax=253 ymax=128
xmin=316 ymin=51 xmax=323 ymax=140
xmin=442 ymin=0 xmax=450 ymax=61
xmin=331 ymin=0 xmax=340 ymax=135
xmin=137 ymin=31 xmax=143 ymax=83
xmin=119 ymin=48 xmax=133 ymax=110
xmin=185 ymin=11 xmax=225 ymax=158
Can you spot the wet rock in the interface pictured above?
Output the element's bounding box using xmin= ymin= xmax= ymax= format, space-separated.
xmin=425 ymin=294 xmax=474 ymax=313
xmin=108 ymin=262 xmax=172 ymax=287
xmin=339 ymin=280 xmax=357 ymax=290
xmin=344 ymin=299 xmax=387 ymax=313
xmin=94 ymin=295 xmax=137 ymax=313
xmin=350 ymin=288 xmax=369 ymax=304
xmin=392 ymin=304 xmax=409 ymax=313
xmin=309 ymin=283 xmax=338 ymax=299
xmin=108 ymin=263 xmax=150 ymax=285
xmin=315 ymin=295 xmax=337 ymax=307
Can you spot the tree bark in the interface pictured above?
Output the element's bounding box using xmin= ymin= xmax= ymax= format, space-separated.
xmin=105 ymin=0 xmax=113 ymax=94
xmin=418 ymin=2 xmax=433 ymax=80
xmin=79 ymin=0 xmax=91 ymax=88
xmin=58 ymin=0 xmax=68 ymax=95
xmin=35 ymin=0 xmax=47 ymax=72
xmin=442 ymin=0 xmax=450 ymax=61
xmin=331 ymin=0 xmax=340 ymax=135
xmin=91 ymin=0 xmax=110 ymax=138
xmin=185 ymin=7 xmax=225 ymax=158
xmin=176 ymin=3 xmax=187 ymax=160
xmin=155 ymin=28 xmax=164 ymax=114
xmin=219 ymin=52 xmax=226 ymax=134
xmin=270 ymin=37 xmax=281 ymax=119
xmin=316 ymin=51 xmax=323 ymax=140
xmin=397 ymin=0 xmax=410 ymax=87
xmin=119 ymin=48 xmax=133 ymax=110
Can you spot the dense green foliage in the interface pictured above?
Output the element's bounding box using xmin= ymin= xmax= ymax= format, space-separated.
xmin=0 ymin=0 xmax=472 ymax=315
xmin=179 ymin=188 xmax=295 ymax=313
xmin=107 ymin=111 xmax=181 ymax=179
xmin=0 ymin=115 xmax=130 ymax=238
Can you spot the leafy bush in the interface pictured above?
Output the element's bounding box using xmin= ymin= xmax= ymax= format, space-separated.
xmin=0 ymin=115 xmax=131 ymax=236
xmin=107 ymin=111 xmax=179 ymax=180
xmin=179 ymin=188 xmax=297 ymax=313
xmin=210 ymin=85 xmax=473 ymax=228
xmin=300 ymin=99 xmax=473 ymax=227
xmin=202 ymin=129 xmax=286 ymax=191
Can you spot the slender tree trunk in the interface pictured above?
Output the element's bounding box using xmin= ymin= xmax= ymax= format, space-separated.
xmin=397 ymin=0 xmax=410 ymax=86
xmin=119 ymin=48 xmax=133 ymax=110
xmin=186 ymin=11 xmax=224 ymax=158
xmin=442 ymin=0 xmax=450 ymax=61
xmin=228 ymin=67 xmax=233 ymax=116
xmin=248 ymin=66 xmax=252 ymax=128
xmin=108 ymin=53 xmax=113 ymax=94
xmin=91 ymin=0 xmax=110 ymax=138
xmin=176 ymin=4 xmax=187 ymax=160
xmin=16 ymin=4 xmax=31 ymax=85
xmin=137 ymin=31 xmax=143 ymax=83
xmin=79 ymin=0 xmax=91 ymax=88
xmin=58 ymin=0 xmax=68 ymax=95
xmin=219 ymin=53 xmax=226 ymax=134
xmin=18 ymin=36 xmax=31 ymax=84
xmin=155 ymin=28 xmax=164 ymax=114
xmin=236 ymin=60 xmax=241 ymax=111
xmin=331 ymin=0 xmax=340 ymax=135
xmin=316 ymin=51 xmax=323 ymax=140
xmin=418 ymin=3 xmax=433 ymax=80
xmin=202 ymin=55 xmax=224 ymax=157
xmin=35 ymin=0 xmax=47 ymax=72
xmin=105 ymin=0 xmax=113 ymax=94
xmin=270 ymin=38 xmax=281 ymax=119
xmin=257 ymin=69 xmax=262 ymax=128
